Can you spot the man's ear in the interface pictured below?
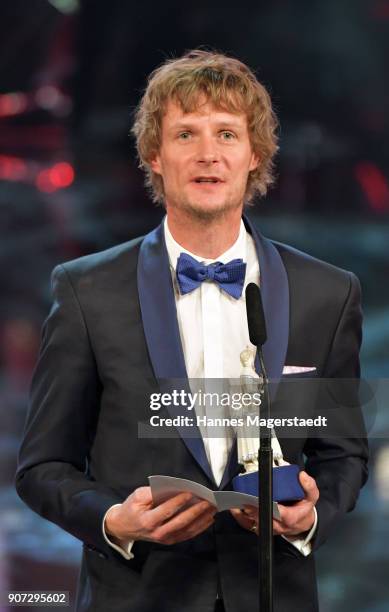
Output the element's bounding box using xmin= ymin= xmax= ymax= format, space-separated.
xmin=150 ymin=153 xmax=162 ymax=175
xmin=249 ymin=152 xmax=260 ymax=172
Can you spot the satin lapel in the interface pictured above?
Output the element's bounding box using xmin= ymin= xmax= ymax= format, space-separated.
xmin=219 ymin=217 xmax=290 ymax=489
xmin=219 ymin=439 xmax=241 ymax=490
xmin=244 ymin=215 xmax=290 ymax=399
xmin=137 ymin=222 xmax=214 ymax=483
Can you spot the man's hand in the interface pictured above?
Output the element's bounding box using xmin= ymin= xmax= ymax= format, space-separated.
xmin=105 ymin=486 xmax=216 ymax=547
xmin=230 ymin=471 xmax=319 ymax=537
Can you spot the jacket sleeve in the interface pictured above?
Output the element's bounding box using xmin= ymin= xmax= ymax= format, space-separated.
xmin=304 ymin=272 xmax=369 ymax=551
xmin=15 ymin=264 xmax=124 ymax=557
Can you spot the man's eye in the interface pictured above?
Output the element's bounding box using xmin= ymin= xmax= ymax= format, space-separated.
xmin=178 ymin=132 xmax=191 ymax=140
xmin=221 ymin=131 xmax=235 ymax=140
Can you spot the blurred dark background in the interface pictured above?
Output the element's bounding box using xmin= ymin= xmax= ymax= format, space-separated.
xmin=0 ymin=1 xmax=388 ymax=610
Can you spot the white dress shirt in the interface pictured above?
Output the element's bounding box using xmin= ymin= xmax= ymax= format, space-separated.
xmin=165 ymin=217 xmax=260 ymax=485
xmin=103 ymin=216 xmax=317 ymax=558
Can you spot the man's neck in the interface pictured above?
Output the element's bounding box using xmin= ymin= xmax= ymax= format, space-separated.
xmin=166 ymin=207 xmax=243 ymax=259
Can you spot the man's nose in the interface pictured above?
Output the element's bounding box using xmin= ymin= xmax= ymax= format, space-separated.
xmin=196 ymin=135 xmax=220 ymax=163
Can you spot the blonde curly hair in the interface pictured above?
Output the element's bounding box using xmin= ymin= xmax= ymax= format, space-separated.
xmin=132 ymin=49 xmax=279 ymax=204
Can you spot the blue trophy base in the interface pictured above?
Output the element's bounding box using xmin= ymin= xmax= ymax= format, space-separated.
xmin=232 ymin=464 xmax=304 ymax=502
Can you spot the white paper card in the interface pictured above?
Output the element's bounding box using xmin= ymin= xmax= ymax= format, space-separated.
xmin=149 ymin=475 xmax=280 ymax=519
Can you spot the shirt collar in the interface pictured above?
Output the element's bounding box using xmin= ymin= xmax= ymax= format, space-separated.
xmin=164 ymin=216 xmax=247 ymax=271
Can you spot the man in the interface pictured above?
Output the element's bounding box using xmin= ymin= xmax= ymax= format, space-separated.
xmin=16 ymin=50 xmax=368 ymax=612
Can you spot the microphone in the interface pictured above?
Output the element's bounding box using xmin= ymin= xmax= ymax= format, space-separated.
xmin=244 ymin=282 xmax=269 ymax=420
xmin=245 ymin=282 xmax=273 ymax=611
xmin=245 ymin=283 xmax=267 ymax=348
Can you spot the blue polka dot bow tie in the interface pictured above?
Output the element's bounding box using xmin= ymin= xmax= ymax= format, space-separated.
xmin=176 ymin=252 xmax=247 ymax=299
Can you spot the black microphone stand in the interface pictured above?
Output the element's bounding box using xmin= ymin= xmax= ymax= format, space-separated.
xmin=257 ymin=349 xmax=273 ymax=612
xmin=245 ymin=282 xmax=273 ymax=611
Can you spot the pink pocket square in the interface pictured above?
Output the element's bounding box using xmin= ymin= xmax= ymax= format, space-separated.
xmin=282 ymin=365 xmax=317 ymax=374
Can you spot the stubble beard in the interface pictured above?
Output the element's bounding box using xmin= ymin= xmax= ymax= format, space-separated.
xmin=172 ymin=192 xmax=244 ymax=223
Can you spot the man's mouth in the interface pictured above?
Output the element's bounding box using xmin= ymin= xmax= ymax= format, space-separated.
xmin=192 ymin=177 xmax=224 ymax=184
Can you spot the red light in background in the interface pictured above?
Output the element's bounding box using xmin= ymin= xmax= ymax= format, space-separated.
xmin=354 ymin=161 xmax=389 ymax=213
xmin=0 ymin=155 xmax=27 ymax=180
xmin=36 ymin=169 xmax=56 ymax=193
xmin=0 ymin=156 xmax=74 ymax=191
xmin=50 ymin=162 xmax=74 ymax=188
xmin=0 ymin=92 xmax=28 ymax=117
xmin=36 ymin=162 xmax=74 ymax=193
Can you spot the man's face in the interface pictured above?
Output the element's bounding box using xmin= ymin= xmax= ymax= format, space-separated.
xmin=150 ymin=99 xmax=259 ymax=220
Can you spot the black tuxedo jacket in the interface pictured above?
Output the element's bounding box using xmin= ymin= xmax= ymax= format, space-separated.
xmin=16 ymin=217 xmax=368 ymax=612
